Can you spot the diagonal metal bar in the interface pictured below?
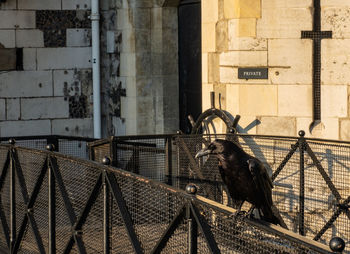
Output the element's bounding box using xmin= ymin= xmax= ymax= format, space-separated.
xmin=271 ymin=141 xmax=299 ymax=181
xmin=304 ymin=143 xmax=342 ymax=201
xmin=150 ymin=204 xmax=186 ymax=254
xmin=74 ymin=173 xmax=102 ymax=230
xmin=11 ymin=214 xmax=28 ymax=253
xmin=106 ymin=172 xmax=143 ymax=254
xmin=63 ymin=174 xmax=102 ymax=254
xmin=0 ymin=198 xmax=10 ymax=248
xmin=12 ymin=150 xmax=47 ymax=253
xmin=304 ymin=143 xmax=350 ymax=222
xmin=0 ymin=150 xmax=10 ymax=191
xmin=314 ymin=194 xmax=349 ymax=241
xmin=63 ymin=238 xmax=75 ymax=254
xmin=49 ymin=156 xmax=77 ymax=225
xmin=27 ymin=157 xmax=48 ymax=209
xmin=11 ymin=149 xmax=29 ymax=203
xmin=28 ymin=212 xmax=46 ymax=254
xmin=190 ymin=203 xmax=220 ymax=254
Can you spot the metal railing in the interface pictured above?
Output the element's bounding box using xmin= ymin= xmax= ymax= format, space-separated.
xmin=0 ymin=142 xmax=332 ymax=253
xmin=89 ymin=132 xmax=349 ymax=253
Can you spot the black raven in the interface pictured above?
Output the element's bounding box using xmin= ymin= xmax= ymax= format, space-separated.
xmin=195 ymin=139 xmax=287 ymax=229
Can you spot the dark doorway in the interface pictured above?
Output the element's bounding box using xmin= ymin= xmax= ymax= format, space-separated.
xmin=178 ymin=0 xmax=202 ymax=133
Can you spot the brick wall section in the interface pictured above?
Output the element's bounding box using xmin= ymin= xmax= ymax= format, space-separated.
xmin=0 ymin=0 xmax=93 ymax=137
xmin=202 ymin=0 xmax=350 ymax=141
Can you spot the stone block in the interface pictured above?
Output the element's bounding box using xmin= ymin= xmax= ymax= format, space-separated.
xmin=135 ymin=29 xmax=151 ymax=52
xmin=0 ymin=48 xmax=16 ymax=70
xmin=220 ymin=66 xmax=269 ymax=84
xmin=0 ymin=30 xmax=15 ymax=48
xmin=202 ymin=53 xmax=208 ymax=84
xmin=0 ymin=71 xmax=52 ymax=97
xmin=262 ymin=0 xmax=312 ymax=8
xmin=208 ymin=53 xmax=219 ymax=83
xmin=228 ymin=36 xmax=267 ymax=51
xmin=125 ymin=77 xmax=136 ymax=97
xmin=136 ymin=52 xmax=151 ymax=76
xmin=120 ymin=96 xmax=137 ymax=119
xmin=16 ymin=29 xmax=44 ymax=47
xmin=297 ymin=117 xmax=339 ymax=140
xmin=132 ymin=8 xmax=151 ymax=30
xmin=202 ymin=23 xmax=216 ymax=52
xmin=228 ymin=18 xmax=257 ymax=38
xmin=202 ymin=0 xmax=218 ymax=23
xmin=239 ymin=85 xmax=277 ymax=116
xmin=52 ymin=118 xmax=93 ymax=136
xmin=18 ymin=0 xmax=61 ymax=10
xmin=62 ymin=0 xmax=91 ymax=10
xmin=220 ymin=51 xmax=267 ymax=66
xmin=137 ymin=115 xmax=156 ymax=135
xmin=321 ymin=85 xmax=347 ymax=117
xmin=0 ymin=99 xmax=5 ymax=120
xmin=117 ymin=9 xmax=133 ymax=30
xmin=151 ymin=8 xmax=162 ymax=30
xmin=21 ymin=97 xmax=69 ymax=120
xmin=257 ymin=116 xmax=296 ymax=136
xmin=53 ymin=70 xmax=75 ymax=96
xmin=66 ymin=29 xmax=91 ymax=47
xmin=216 ymin=20 xmax=228 ymax=52
xmin=224 ymin=0 xmax=261 ymax=19
xmin=278 ymin=85 xmax=312 ymax=117
xmin=322 ymin=39 xmax=350 ymax=85
xmin=37 ymin=47 xmax=92 ymax=70
xmin=202 ymin=83 xmax=214 ymax=110
xmin=322 ymin=7 xmax=350 ymax=39
xmin=225 ymin=84 xmax=239 ymax=114
xmin=6 ymin=98 xmax=20 ymax=120
xmin=257 ymin=8 xmax=311 ymax=38
xmin=269 ymin=39 xmax=312 ymax=85
xmin=340 ymin=119 xmax=350 ymax=141
xmin=0 ymin=120 xmax=51 ymax=137
xmin=322 ymin=0 xmax=350 ymax=6
xmin=162 ymin=7 xmax=178 ymax=30
xmin=120 ymin=53 xmax=136 ymax=77
xmin=237 ymin=116 xmax=259 ymax=134
xmin=151 ymin=29 xmax=162 ymax=54
xmin=0 ymin=1 xmax=16 ymax=9
xmin=125 ymin=118 xmax=137 ymax=135
xmin=162 ymin=51 xmax=178 ymax=75
xmin=23 ymin=48 xmax=37 ymax=71
xmin=162 ymin=28 xmax=177 ymax=53
xmin=121 ymin=29 xmax=136 ymax=53
xmin=0 ymin=11 xmax=36 ymax=29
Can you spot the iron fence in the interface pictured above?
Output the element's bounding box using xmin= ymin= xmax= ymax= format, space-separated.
xmin=0 ymin=135 xmax=95 ymax=159
xmin=0 ymin=142 xmax=332 ymax=253
xmin=89 ymin=132 xmax=349 ymax=253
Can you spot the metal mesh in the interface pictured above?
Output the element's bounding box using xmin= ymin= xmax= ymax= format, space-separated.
xmin=0 ymin=144 xmax=331 ymax=253
xmin=88 ymin=133 xmax=350 ymax=251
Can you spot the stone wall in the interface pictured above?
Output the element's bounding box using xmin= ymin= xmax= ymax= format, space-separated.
xmin=0 ymin=0 xmax=94 ymax=137
xmin=202 ymin=0 xmax=350 ymax=141
xmin=116 ymin=0 xmax=179 ymax=135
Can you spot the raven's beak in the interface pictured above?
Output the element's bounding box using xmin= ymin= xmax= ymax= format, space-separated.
xmin=195 ymin=148 xmax=211 ymax=159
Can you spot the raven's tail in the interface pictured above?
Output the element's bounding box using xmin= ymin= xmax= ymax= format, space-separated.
xmin=261 ymin=204 xmax=288 ymax=229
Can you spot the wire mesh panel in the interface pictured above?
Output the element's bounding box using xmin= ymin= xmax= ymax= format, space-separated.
xmin=0 ymin=143 xmax=333 ymax=253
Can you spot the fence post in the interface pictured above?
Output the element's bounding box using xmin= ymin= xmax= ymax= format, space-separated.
xmin=9 ymin=139 xmax=16 ymax=252
xmin=102 ymin=157 xmax=111 ymax=254
xmin=298 ymin=130 xmax=306 ymax=236
xmin=46 ymin=136 xmax=59 ymax=152
xmin=47 ymin=144 xmax=56 ymax=254
xmin=166 ymin=136 xmax=173 ymax=186
xmin=186 ymin=184 xmax=198 ymax=254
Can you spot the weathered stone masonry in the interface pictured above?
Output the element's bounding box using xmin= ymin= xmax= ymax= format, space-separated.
xmin=0 ymin=0 xmax=94 ymax=137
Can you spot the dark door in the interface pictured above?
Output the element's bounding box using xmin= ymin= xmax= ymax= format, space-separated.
xmin=178 ymin=0 xmax=202 ymax=133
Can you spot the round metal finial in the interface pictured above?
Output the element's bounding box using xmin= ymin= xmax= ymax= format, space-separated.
xmin=8 ymin=138 xmax=15 ymax=145
xmin=329 ymin=237 xmax=345 ymax=252
xmin=298 ymin=130 xmax=305 ymax=137
xmin=102 ymin=156 xmax=111 ymax=165
xmin=46 ymin=144 xmax=55 ymax=151
xmin=185 ymin=184 xmax=197 ymax=195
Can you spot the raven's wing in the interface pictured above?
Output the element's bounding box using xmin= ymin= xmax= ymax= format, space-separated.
xmin=247 ymin=158 xmax=273 ymax=206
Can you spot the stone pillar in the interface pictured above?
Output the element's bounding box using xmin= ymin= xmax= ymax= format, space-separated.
xmin=115 ymin=0 xmax=179 ymax=135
